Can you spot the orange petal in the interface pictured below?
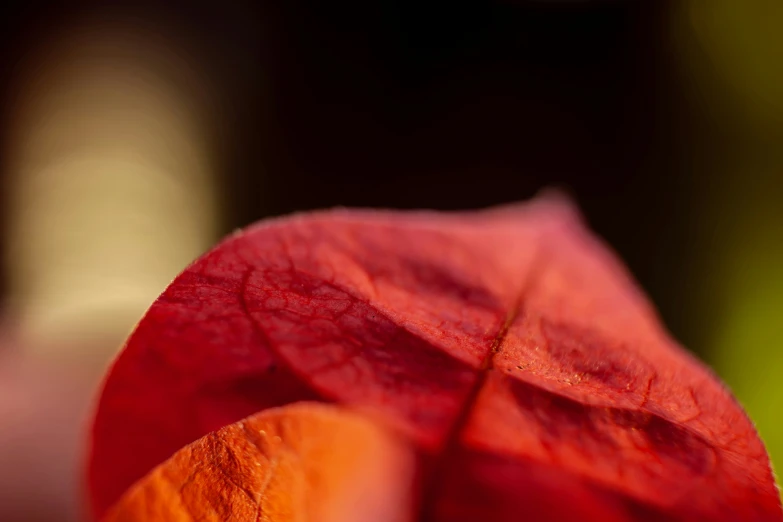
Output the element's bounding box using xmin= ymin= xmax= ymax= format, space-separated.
xmin=102 ymin=402 xmax=415 ymax=522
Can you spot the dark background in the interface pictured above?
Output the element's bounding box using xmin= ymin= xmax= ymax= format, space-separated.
xmin=1 ymin=0 xmax=699 ymax=345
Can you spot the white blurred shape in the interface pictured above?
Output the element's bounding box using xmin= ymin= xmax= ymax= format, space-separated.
xmin=3 ymin=17 xmax=220 ymax=362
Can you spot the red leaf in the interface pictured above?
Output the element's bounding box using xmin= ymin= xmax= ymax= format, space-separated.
xmin=88 ymin=193 xmax=782 ymax=521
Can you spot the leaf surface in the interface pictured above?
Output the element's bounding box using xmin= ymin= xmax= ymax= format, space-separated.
xmin=102 ymin=403 xmax=414 ymax=522
xmin=88 ymin=193 xmax=783 ymax=521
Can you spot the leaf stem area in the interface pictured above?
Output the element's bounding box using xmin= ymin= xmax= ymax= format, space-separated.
xmin=417 ymin=249 xmax=546 ymax=519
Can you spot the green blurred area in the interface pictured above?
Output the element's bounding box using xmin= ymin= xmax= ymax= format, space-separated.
xmin=680 ymin=1 xmax=783 ymax=472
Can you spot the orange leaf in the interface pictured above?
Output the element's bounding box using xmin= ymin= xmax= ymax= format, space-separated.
xmin=102 ymin=402 xmax=415 ymax=522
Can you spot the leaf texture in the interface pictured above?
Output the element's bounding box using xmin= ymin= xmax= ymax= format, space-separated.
xmin=88 ymin=193 xmax=783 ymax=521
xmin=102 ymin=403 xmax=414 ymax=522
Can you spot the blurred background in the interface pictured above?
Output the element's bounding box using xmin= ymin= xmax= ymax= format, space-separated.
xmin=0 ymin=1 xmax=781 ymax=520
